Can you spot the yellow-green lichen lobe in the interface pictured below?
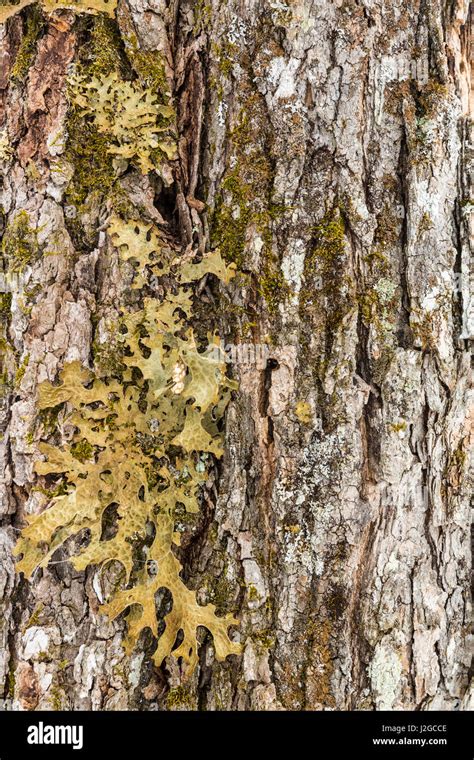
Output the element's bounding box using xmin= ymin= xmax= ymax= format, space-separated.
xmin=16 ymin=224 xmax=240 ymax=676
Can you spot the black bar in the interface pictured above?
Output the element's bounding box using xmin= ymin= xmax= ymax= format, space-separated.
xmin=0 ymin=710 xmax=471 ymax=758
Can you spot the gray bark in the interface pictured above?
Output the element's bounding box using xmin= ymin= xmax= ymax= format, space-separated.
xmin=0 ymin=0 xmax=472 ymax=711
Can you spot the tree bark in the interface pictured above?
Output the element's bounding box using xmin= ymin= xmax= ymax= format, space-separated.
xmin=0 ymin=0 xmax=472 ymax=711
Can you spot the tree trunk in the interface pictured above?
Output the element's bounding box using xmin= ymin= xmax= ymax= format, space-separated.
xmin=0 ymin=0 xmax=472 ymax=712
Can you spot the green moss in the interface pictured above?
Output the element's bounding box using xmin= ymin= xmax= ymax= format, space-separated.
xmin=25 ymin=159 xmax=41 ymax=182
xmin=211 ymin=179 xmax=251 ymax=268
xmin=166 ymin=686 xmax=194 ymax=710
xmin=33 ymin=482 xmax=69 ymax=499
xmin=0 ymin=292 xmax=12 ymax=318
xmin=207 ymin=565 xmax=236 ymax=615
xmin=219 ymin=54 xmax=233 ymax=78
xmin=272 ymin=4 xmax=293 ymax=25
xmin=300 ymin=206 xmax=352 ymax=347
xmin=88 ymin=15 xmax=124 ymax=77
xmin=37 ymin=404 xmax=62 ymax=437
xmin=10 ymin=6 xmax=45 ymax=81
xmin=306 ymin=619 xmax=335 ymax=708
xmin=416 ymin=80 xmax=449 ymax=120
xmin=418 ymin=212 xmax=433 ymax=236
xmin=15 ymin=353 xmax=29 ymax=386
xmin=356 ymin=203 xmax=400 ymax=384
xmin=193 ymin=0 xmax=212 ymax=32
xmin=211 ymin=40 xmax=237 ymax=78
xmin=252 ymin=629 xmax=275 ymax=653
xmin=312 ymin=214 xmax=346 ymax=259
xmin=445 ymin=440 xmax=467 ymax=477
xmin=65 ymin=108 xmax=116 ymax=210
xmin=2 ymin=211 xmax=39 ymax=273
xmin=65 ymin=27 xmax=123 ymax=215
xmin=410 ymin=308 xmax=435 ymax=350
xmin=211 ymin=94 xmax=288 ymax=314
xmin=23 ymin=282 xmax=41 ymax=301
xmin=303 ymin=210 xmax=346 ymax=290
xmin=49 ymin=686 xmax=63 ymax=711
xmin=374 ymin=205 xmax=401 ymax=250
xmin=130 ymin=50 xmax=168 ymax=93
xmin=116 ymin=12 xmax=168 ymax=95
xmin=70 ymin=438 xmax=94 ymax=463
xmin=295 ymin=400 xmax=312 ymax=424
xmin=258 ymin=264 xmax=289 ymax=314
xmin=359 ymin=289 xmax=379 ymax=323
xmin=23 ymin=604 xmax=45 ymax=632
xmin=63 ymin=105 xmax=117 ymax=249
xmin=452 ymin=446 xmax=466 ymax=468
xmin=92 ymin=336 xmax=125 ymax=377
xmin=363 ymin=248 xmax=389 ymax=270
xmin=390 ymin=421 xmax=407 ymax=432
xmin=112 ymin=663 xmax=125 ymax=680
xmin=247 ymin=584 xmax=261 ymax=602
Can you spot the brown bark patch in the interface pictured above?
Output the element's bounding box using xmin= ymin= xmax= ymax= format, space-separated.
xmin=18 ymin=662 xmax=40 ymax=710
xmin=18 ymin=18 xmax=75 ymax=166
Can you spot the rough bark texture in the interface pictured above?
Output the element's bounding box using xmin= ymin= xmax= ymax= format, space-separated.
xmin=0 ymin=0 xmax=472 ymax=711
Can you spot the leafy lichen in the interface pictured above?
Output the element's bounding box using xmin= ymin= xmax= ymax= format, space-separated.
xmin=0 ymin=0 xmax=117 ymax=25
xmin=69 ymin=71 xmax=176 ymax=175
xmin=64 ymin=36 xmax=175 ymax=244
xmin=16 ymin=219 xmax=240 ymax=676
xmin=11 ymin=7 xmax=239 ymax=682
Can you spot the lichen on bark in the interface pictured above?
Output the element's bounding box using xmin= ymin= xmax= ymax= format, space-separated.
xmin=0 ymin=0 xmax=472 ymax=711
